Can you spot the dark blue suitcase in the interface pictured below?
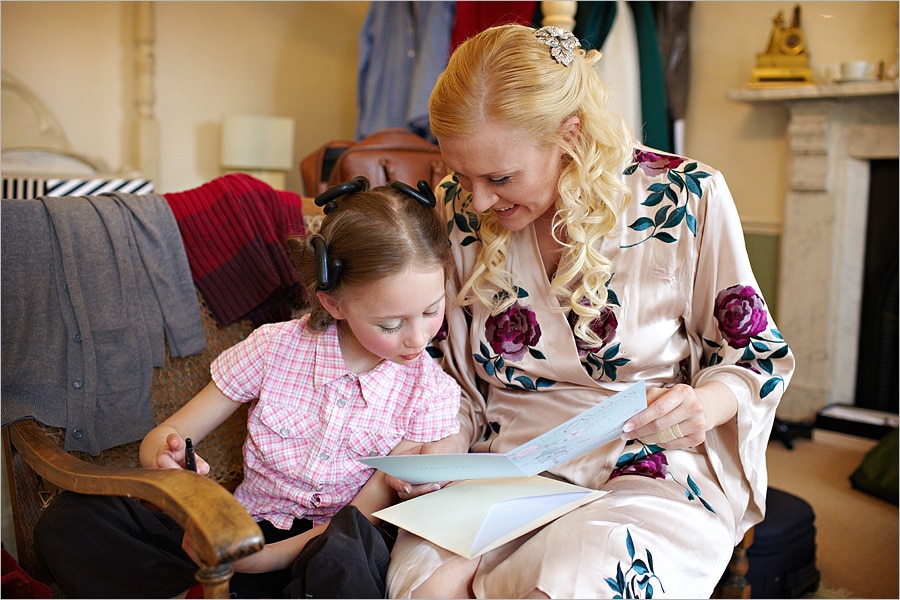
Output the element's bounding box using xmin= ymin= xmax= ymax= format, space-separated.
xmin=746 ymin=487 xmax=821 ymax=598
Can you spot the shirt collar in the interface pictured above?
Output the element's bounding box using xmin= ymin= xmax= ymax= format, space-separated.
xmin=312 ymin=321 xmax=350 ymax=387
xmin=311 ymin=321 xmax=403 ymax=392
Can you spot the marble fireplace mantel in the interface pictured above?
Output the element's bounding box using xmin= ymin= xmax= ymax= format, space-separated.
xmin=728 ymin=80 xmax=899 ymax=421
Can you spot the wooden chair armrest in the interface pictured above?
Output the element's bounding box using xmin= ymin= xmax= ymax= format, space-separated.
xmin=8 ymin=418 xmax=264 ymax=569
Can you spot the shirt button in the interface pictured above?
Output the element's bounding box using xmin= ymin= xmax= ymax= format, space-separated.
xmin=368 ymin=450 xmax=379 ymax=457
xmin=71 ymin=429 xmax=84 ymax=440
xmin=72 ymin=379 xmax=84 ymax=389
xmin=337 ymin=399 xmax=346 ymax=407
xmin=280 ymin=427 xmax=290 ymax=436
xmin=73 ymin=332 xmax=82 ymax=342
xmin=319 ymin=451 xmax=329 ymax=461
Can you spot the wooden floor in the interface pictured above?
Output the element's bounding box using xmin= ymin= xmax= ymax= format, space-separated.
xmin=766 ymin=430 xmax=899 ymax=599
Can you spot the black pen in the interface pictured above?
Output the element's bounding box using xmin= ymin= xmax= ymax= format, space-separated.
xmin=185 ymin=437 xmax=197 ymax=472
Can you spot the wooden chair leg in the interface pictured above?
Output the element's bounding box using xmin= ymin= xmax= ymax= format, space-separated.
xmin=196 ymin=563 xmax=234 ymax=599
xmin=715 ymin=527 xmax=754 ymax=599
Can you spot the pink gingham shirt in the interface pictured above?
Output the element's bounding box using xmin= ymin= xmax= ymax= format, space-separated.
xmin=210 ymin=314 xmax=460 ymax=529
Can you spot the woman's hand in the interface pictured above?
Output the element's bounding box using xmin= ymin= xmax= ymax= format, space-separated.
xmin=386 ymin=432 xmax=469 ymax=500
xmin=622 ymin=381 xmax=736 ymax=450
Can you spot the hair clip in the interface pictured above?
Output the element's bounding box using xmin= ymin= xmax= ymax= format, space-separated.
xmin=389 ymin=180 xmax=436 ymax=208
xmin=309 ymin=234 xmax=343 ymax=291
xmin=534 ymin=26 xmax=581 ymax=67
xmin=314 ymin=175 xmax=370 ymax=214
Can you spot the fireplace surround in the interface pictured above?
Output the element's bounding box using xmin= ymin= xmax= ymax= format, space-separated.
xmin=729 ymin=80 xmax=899 ymax=421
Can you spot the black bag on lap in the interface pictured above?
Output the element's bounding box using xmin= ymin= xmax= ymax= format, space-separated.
xmin=284 ymin=504 xmax=396 ymax=599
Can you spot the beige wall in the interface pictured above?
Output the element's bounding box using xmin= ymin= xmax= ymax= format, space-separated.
xmin=686 ymin=1 xmax=898 ymax=230
xmin=2 ymin=1 xmax=371 ymax=194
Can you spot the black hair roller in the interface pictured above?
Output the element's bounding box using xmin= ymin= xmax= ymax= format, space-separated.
xmin=389 ymin=179 xmax=436 ymax=208
xmin=314 ymin=175 xmax=370 ymax=214
xmin=310 ymin=235 xmax=343 ymax=291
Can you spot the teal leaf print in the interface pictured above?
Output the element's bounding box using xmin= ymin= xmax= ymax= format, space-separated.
xmin=605 ymin=529 xmax=665 ymax=598
xmin=704 ymin=329 xmax=790 ymax=400
xmin=760 ymin=378 xmax=780 ymax=398
xmin=674 ymin=473 xmax=716 ymax=514
xmin=631 ymin=217 xmax=654 ymax=231
xmin=622 ymin=153 xmax=711 ymax=249
xmin=606 ymin=287 xmax=620 ymax=306
xmin=687 ymin=474 xmax=701 ymax=495
xmin=528 ymin=347 xmax=546 ymax=360
xmin=612 ymin=442 xmax=716 ymax=514
xmin=583 ymin=344 xmax=631 ymax=381
xmin=445 ymin=177 xmax=480 ymax=246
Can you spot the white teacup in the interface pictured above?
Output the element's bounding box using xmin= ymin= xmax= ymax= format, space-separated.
xmin=841 ymin=60 xmax=874 ymax=81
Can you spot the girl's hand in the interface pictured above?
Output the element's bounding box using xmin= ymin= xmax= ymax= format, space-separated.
xmin=139 ymin=381 xmax=241 ymax=473
xmin=151 ymin=432 xmax=210 ymax=475
xmin=386 ymin=432 xmax=468 ymax=500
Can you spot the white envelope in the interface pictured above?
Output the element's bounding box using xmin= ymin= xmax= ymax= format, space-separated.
xmin=373 ymin=475 xmax=606 ymax=559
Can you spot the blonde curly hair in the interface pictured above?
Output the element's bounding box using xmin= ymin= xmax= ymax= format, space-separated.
xmin=429 ymin=24 xmax=634 ymax=348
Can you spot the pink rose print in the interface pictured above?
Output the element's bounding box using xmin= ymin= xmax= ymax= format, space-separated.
xmin=572 ymin=305 xmax=619 ymax=354
xmin=633 ymin=149 xmax=686 ymax=177
xmin=485 ymin=302 xmax=542 ymax=361
xmin=714 ymin=285 xmax=768 ymax=349
xmin=610 ymin=452 xmax=668 ymax=480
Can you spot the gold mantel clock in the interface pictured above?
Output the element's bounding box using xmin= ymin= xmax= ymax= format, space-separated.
xmin=749 ymin=4 xmax=813 ymax=87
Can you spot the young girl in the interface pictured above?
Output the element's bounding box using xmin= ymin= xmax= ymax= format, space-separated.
xmin=34 ymin=177 xmax=461 ymax=599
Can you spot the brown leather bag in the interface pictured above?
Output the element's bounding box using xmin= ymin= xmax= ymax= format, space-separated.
xmin=299 ymin=139 xmax=352 ymax=196
xmin=299 ymin=128 xmax=447 ymax=196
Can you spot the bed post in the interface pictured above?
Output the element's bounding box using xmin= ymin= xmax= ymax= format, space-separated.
xmin=541 ymin=1 xmax=577 ymax=31
xmin=134 ymin=1 xmax=160 ymax=185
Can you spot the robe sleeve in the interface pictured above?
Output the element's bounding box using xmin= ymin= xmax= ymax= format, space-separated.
xmin=684 ymin=170 xmax=795 ymax=539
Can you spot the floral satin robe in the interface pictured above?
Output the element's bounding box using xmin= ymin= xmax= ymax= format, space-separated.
xmin=387 ymin=146 xmax=795 ymax=598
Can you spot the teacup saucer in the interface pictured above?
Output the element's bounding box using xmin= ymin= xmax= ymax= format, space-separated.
xmin=835 ymin=76 xmax=879 ymax=83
